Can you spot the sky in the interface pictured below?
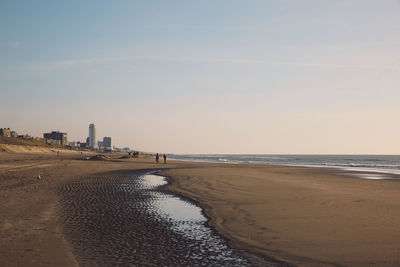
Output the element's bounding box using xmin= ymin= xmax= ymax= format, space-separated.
xmin=1 ymin=0 xmax=400 ymax=154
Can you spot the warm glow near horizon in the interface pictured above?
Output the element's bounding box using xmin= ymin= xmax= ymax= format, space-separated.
xmin=1 ymin=1 xmax=399 ymax=154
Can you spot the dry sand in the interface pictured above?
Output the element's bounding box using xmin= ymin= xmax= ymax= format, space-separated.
xmin=2 ymin=150 xmax=400 ymax=266
xmin=0 ymin=144 xmax=85 ymax=154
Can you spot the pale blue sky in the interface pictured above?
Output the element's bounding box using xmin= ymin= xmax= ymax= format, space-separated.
xmin=1 ymin=1 xmax=400 ymax=153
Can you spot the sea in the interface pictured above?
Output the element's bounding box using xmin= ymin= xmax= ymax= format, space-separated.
xmin=169 ymin=154 xmax=400 ymax=177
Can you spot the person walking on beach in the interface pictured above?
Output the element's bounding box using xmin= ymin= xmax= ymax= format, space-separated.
xmin=163 ymin=154 xmax=166 ymax=164
xmin=156 ymin=153 xmax=159 ymax=164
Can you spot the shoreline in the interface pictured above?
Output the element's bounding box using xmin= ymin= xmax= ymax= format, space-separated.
xmin=158 ymin=170 xmax=289 ymax=266
xmin=169 ymin=155 xmax=400 ymax=178
xmin=2 ymin=152 xmax=400 ymax=266
xmin=161 ymin=162 xmax=400 ymax=266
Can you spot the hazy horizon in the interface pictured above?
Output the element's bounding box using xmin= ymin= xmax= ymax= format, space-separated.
xmin=1 ymin=1 xmax=400 ymax=154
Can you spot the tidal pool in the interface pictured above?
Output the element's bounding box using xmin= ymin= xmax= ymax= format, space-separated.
xmin=133 ymin=173 xmax=251 ymax=265
xmin=59 ymin=171 xmax=274 ymax=266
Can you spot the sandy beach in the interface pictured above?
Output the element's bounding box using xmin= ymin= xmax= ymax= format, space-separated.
xmin=3 ymin=1 xmax=399 ymax=265
xmin=162 ymin=164 xmax=400 ymax=266
xmin=0 ymin=150 xmax=179 ymax=266
xmin=2 ymin=150 xmax=400 ymax=266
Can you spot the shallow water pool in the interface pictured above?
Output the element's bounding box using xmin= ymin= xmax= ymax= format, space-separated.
xmin=59 ymin=171 xmax=278 ymax=266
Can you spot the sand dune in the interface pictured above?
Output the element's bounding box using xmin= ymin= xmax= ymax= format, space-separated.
xmin=0 ymin=144 xmax=79 ymax=154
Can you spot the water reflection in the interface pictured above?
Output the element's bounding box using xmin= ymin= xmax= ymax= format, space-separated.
xmin=141 ymin=174 xmax=204 ymax=221
xmin=60 ymin=172 xmax=274 ymax=265
xmin=138 ymin=174 xmax=250 ymax=265
xmin=341 ymin=172 xmax=394 ymax=180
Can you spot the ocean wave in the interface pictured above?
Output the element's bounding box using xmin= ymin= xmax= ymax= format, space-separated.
xmin=169 ymin=155 xmax=400 ymax=174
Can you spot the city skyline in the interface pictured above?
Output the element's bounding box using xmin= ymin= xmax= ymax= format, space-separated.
xmin=1 ymin=1 xmax=400 ymax=154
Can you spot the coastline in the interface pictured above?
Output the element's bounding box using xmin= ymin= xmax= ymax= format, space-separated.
xmin=2 ymin=151 xmax=400 ymax=266
xmin=169 ymin=154 xmax=400 ymax=178
xmin=161 ymin=162 xmax=400 ymax=266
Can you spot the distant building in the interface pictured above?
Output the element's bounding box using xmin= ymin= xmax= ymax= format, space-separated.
xmin=0 ymin=128 xmax=11 ymax=137
xmin=89 ymin=123 xmax=97 ymax=149
xmin=43 ymin=131 xmax=67 ymax=145
xmin=78 ymin=142 xmax=88 ymax=148
xmin=98 ymin=141 xmax=104 ymax=148
xmin=10 ymin=131 xmax=18 ymax=138
xmin=68 ymin=141 xmax=76 ymax=147
xmin=103 ymin=137 xmax=113 ymax=150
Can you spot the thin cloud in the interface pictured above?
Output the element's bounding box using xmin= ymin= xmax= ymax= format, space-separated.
xmin=33 ymin=54 xmax=399 ymax=72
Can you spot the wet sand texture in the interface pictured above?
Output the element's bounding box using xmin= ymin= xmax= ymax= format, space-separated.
xmin=58 ymin=170 xmax=269 ymax=266
xmin=162 ymin=165 xmax=400 ymax=266
xmin=4 ymin=152 xmax=400 ymax=266
xmin=0 ymin=153 xmax=174 ymax=266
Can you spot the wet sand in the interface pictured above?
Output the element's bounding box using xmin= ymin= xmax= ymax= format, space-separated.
xmin=162 ymin=165 xmax=400 ymax=266
xmin=0 ymin=152 xmax=177 ymax=266
xmin=57 ymin=171 xmax=265 ymax=266
xmin=2 ymin=151 xmax=400 ymax=266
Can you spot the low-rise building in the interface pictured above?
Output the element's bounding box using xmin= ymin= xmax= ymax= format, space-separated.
xmin=10 ymin=131 xmax=18 ymax=138
xmin=43 ymin=131 xmax=67 ymax=145
xmin=0 ymin=128 xmax=11 ymax=137
xmin=98 ymin=141 xmax=104 ymax=149
xmin=103 ymin=137 xmax=113 ymax=150
xmin=78 ymin=142 xmax=88 ymax=148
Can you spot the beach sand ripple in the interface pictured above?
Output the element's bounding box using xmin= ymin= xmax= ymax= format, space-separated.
xmin=58 ymin=171 xmax=266 ymax=266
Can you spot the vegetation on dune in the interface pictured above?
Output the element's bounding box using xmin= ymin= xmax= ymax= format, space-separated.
xmin=0 ymin=135 xmax=63 ymax=148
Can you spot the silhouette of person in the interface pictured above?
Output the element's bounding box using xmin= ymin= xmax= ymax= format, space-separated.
xmin=163 ymin=154 xmax=166 ymax=164
xmin=156 ymin=153 xmax=159 ymax=164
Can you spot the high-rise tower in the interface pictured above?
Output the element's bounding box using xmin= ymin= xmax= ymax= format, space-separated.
xmin=89 ymin=123 xmax=97 ymax=149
